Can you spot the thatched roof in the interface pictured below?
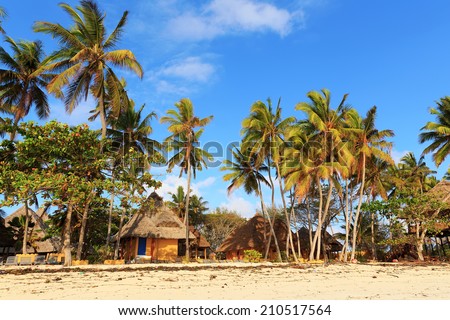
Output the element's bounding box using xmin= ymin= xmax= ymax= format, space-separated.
xmin=216 ymin=214 xmax=291 ymax=253
xmin=426 ymin=180 xmax=450 ymax=235
xmin=428 ymin=180 xmax=450 ymax=203
xmin=3 ymin=206 xmax=59 ymax=253
xmin=116 ymin=192 xmax=195 ymax=240
xmin=190 ymin=227 xmax=211 ymax=249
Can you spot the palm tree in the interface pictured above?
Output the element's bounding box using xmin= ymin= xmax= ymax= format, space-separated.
xmin=241 ymin=98 xmax=297 ymax=261
xmin=189 ymin=194 xmax=208 ymax=228
xmin=0 ymin=6 xmax=6 ymax=34
xmin=160 ymin=98 xmax=213 ymax=260
xmin=168 ymin=185 xmax=186 ymax=220
xmin=345 ymin=106 xmax=394 ymax=261
xmin=398 ymin=152 xmax=435 ymax=194
xmin=34 ymin=0 xmax=143 ymax=139
xmin=105 ymin=99 xmax=162 ymax=247
xmin=222 ymin=146 xmax=282 ymax=261
xmin=419 ymin=97 xmax=450 ymax=167
xmin=0 ymin=37 xmax=52 ymax=140
xmin=291 ymin=89 xmax=352 ymax=260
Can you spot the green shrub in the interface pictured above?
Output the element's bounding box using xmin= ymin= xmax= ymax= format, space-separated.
xmin=243 ymin=249 xmax=262 ymax=262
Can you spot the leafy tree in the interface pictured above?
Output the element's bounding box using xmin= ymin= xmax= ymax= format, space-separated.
xmin=34 ymin=0 xmax=143 ymax=139
xmin=201 ymin=208 xmax=245 ymax=251
xmin=161 ymin=98 xmax=213 ymax=260
xmin=0 ymin=37 xmax=52 ymax=139
xmin=0 ymin=121 xmax=112 ymax=265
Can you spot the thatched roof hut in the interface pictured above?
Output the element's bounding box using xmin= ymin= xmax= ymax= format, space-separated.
xmin=425 ymin=180 xmax=450 ymax=236
xmin=2 ymin=206 xmax=59 ymax=254
xmin=117 ymin=192 xmax=195 ymax=240
xmin=216 ymin=214 xmax=291 ymax=258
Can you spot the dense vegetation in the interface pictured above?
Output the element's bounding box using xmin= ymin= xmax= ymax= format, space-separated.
xmin=1 ymin=1 xmax=449 ymax=265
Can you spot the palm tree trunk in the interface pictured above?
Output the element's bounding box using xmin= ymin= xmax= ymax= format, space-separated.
xmin=106 ymin=176 xmax=115 ymax=248
xmin=22 ymin=200 xmax=30 ymax=254
xmin=290 ymin=189 xmax=302 ymax=259
xmin=340 ymin=180 xmax=350 ymax=262
xmin=306 ymin=196 xmax=313 ymax=259
xmin=99 ymin=91 xmax=107 ymax=140
xmin=370 ymin=196 xmax=377 ymax=261
xmin=114 ymin=205 xmax=126 ymax=260
xmin=63 ymin=202 xmax=74 ymax=266
xmin=76 ymin=190 xmax=94 ymax=260
xmin=351 ymin=154 xmax=366 ymax=261
xmin=314 ymin=179 xmax=333 ymax=260
xmin=275 ymin=162 xmax=298 ymax=262
xmin=310 ymin=177 xmax=323 ymax=260
xmin=184 ymin=155 xmax=192 ymax=261
xmin=258 ymin=180 xmax=282 ymax=262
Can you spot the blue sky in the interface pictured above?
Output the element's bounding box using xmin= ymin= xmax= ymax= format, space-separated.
xmin=2 ymin=0 xmax=450 ymax=218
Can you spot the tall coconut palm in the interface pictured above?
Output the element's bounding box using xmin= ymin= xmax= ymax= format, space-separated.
xmin=241 ymin=98 xmax=297 ymax=261
xmin=345 ymin=106 xmax=394 ymax=261
xmin=160 ymin=98 xmax=213 ymax=260
xmin=419 ymin=97 xmax=450 ymax=167
xmin=292 ymin=89 xmax=353 ymax=260
xmin=34 ymin=0 xmax=143 ymax=139
xmin=398 ymin=152 xmax=435 ymax=194
xmin=0 ymin=37 xmax=52 ymax=140
xmin=105 ymin=99 xmax=162 ymax=247
xmin=222 ymin=146 xmax=282 ymax=261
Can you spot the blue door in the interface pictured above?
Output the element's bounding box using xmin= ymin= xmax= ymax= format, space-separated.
xmin=138 ymin=237 xmax=147 ymax=255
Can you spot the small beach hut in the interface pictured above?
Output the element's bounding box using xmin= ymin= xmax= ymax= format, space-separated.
xmin=1 ymin=206 xmax=59 ymax=256
xmin=116 ymin=192 xmax=195 ymax=262
xmin=190 ymin=226 xmax=211 ymax=259
xmin=216 ymin=213 xmax=293 ymax=260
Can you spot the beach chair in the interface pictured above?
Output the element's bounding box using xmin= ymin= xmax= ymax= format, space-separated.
xmin=19 ymin=256 xmax=33 ymax=266
xmin=34 ymin=255 xmax=46 ymax=265
xmin=5 ymin=256 xmax=18 ymax=266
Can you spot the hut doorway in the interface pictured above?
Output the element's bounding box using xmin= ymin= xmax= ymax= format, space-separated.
xmin=178 ymin=239 xmax=186 ymax=257
xmin=138 ymin=238 xmax=147 ymax=255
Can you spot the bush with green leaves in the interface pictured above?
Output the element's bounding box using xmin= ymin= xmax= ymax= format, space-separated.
xmin=243 ymin=249 xmax=262 ymax=262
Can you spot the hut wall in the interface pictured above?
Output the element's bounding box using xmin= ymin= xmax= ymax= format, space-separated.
xmin=123 ymin=238 xmax=138 ymax=260
xmin=153 ymin=239 xmax=178 ymax=261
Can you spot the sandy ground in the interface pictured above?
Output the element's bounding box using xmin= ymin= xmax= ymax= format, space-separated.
xmin=0 ymin=262 xmax=449 ymax=300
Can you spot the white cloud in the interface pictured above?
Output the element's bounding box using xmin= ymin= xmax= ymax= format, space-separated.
xmin=166 ymin=0 xmax=302 ymax=41
xmin=159 ymin=57 xmax=216 ymax=83
xmin=47 ymin=97 xmax=98 ymax=128
xmin=219 ymin=194 xmax=257 ymax=218
xmin=149 ymin=56 xmax=217 ymax=95
xmin=151 ymin=174 xmax=216 ymax=201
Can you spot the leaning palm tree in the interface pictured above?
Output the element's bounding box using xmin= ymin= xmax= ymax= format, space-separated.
xmin=345 ymin=106 xmax=394 ymax=261
xmin=420 ymin=97 xmax=450 ymax=167
xmin=34 ymin=0 xmax=143 ymax=139
xmin=160 ymin=98 xmax=213 ymax=260
xmin=0 ymin=37 xmax=52 ymax=140
xmin=241 ymin=98 xmax=297 ymax=261
xmin=222 ymin=146 xmax=283 ymax=261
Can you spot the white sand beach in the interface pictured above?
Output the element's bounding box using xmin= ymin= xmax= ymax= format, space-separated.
xmin=1 ymin=262 xmax=449 ymax=300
